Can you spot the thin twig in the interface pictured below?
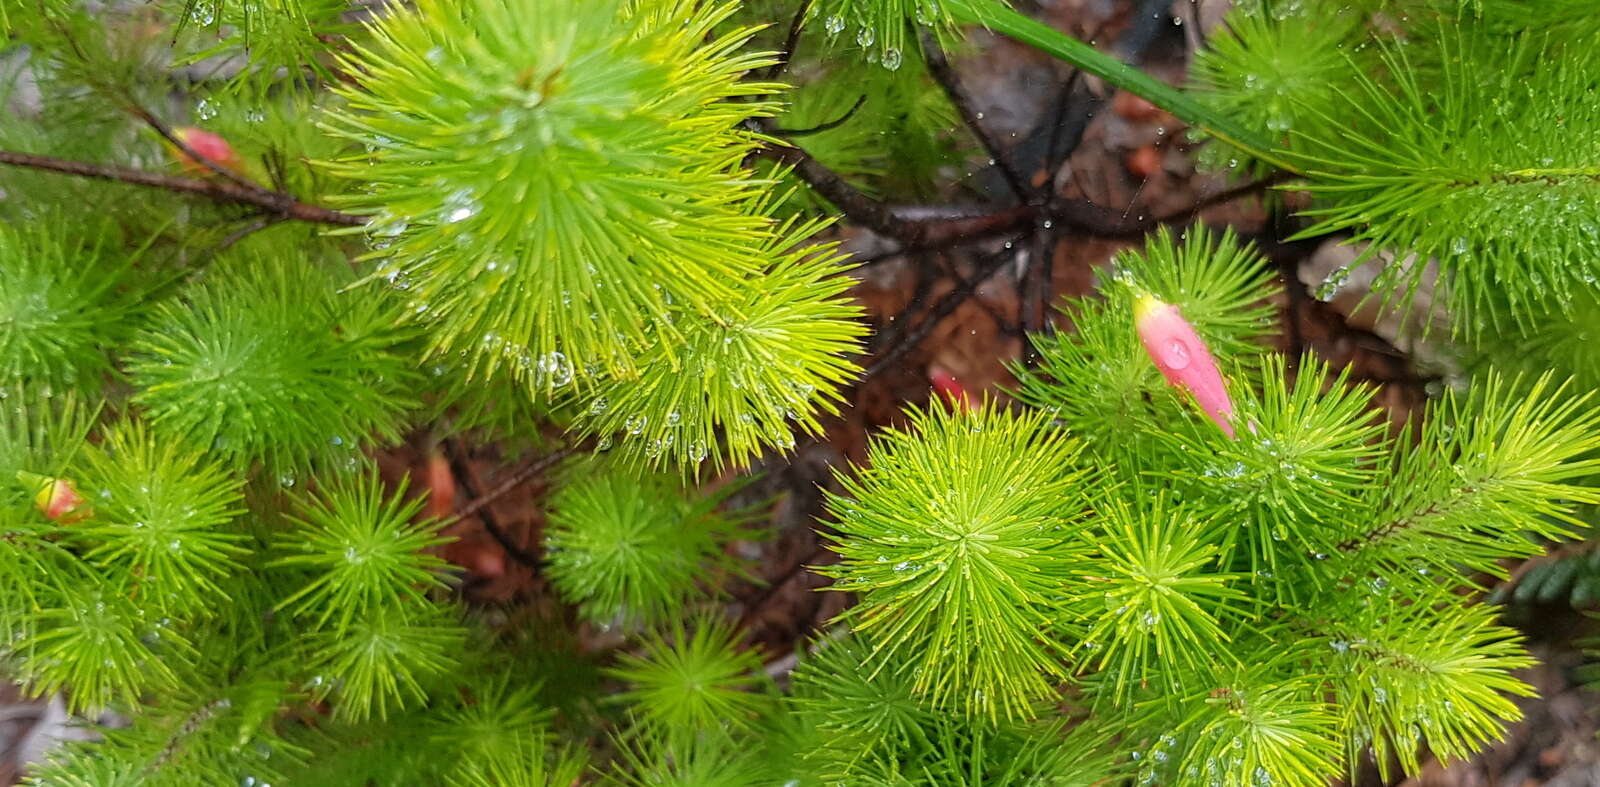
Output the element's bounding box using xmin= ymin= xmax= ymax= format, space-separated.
xmin=450 ymin=446 xmax=576 ymax=526
xmin=215 ymin=215 xmax=286 ymax=253
xmin=128 ymin=103 xmax=273 ymax=197
xmin=0 ymin=150 xmax=365 ymax=226
xmin=922 ymin=34 xmax=1033 ymax=204
xmin=760 ymin=0 xmax=814 ymax=82
xmin=770 ymin=94 xmax=867 ymax=137
xmin=861 ymin=241 xmax=1022 ymax=381
xmin=445 ymin=441 xmax=545 ymax=570
xmin=1148 ymin=171 xmax=1295 ymax=226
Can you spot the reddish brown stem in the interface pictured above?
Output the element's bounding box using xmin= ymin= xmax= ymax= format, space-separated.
xmin=0 ymin=149 xmax=364 ymax=226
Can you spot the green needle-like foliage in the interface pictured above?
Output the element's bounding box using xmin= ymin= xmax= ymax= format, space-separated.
xmin=428 ymin=675 xmax=555 ymax=772
xmin=1153 ymin=671 xmax=1342 ymax=787
xmin=323 ymin=0 xmax=781 ymax=386
xmin=1345 ymin=373 xmax=1600 ymax=581
xmin=16 ymin=586 xmax=189 ymax=715
xmin=605 ymin=615 xmax=772 ymax=749
xmin=1066 ymin=492 xmax=1251 ymax=706
xmin=270 ymin=472 xmax=454 ymax=629
xmin=169 ymin=0 xmax=353 ymax=85
xmin=9 ymin=0 xmax=1600 ymax=783
xmin=1151 ymin=356 xmax=1388 ymax=593
xmin=603 ymin=733 xmax=766 ymax=787
xmin=71 ymin=421 xmax=249 ymax=617
xmin=1320 ymin=597 xmax=1536 ymax=781
xmin=789 ymin=635 xmax=1121 ymax=786
xmin=126 ymin=256 xmax=419 ymax=477
xmin=1284 ymin=33 xmax=1600 ymax=333
xmin=571 ymin=211 xmax=866 ymax=472
xmin=820 ymin=400 xmax=1091 ymax=720
xmin=1188 ymin=7 xmax=1364 ymax=174
xmin=0 ymin=218 xmax=135 ymax=395
xmin=444 ymin=732 xmax=588 ymax=787
xmin=544 ymin=462 xmax=752 ymax=626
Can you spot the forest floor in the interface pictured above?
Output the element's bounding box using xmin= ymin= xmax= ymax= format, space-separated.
xmin=3 ymin=0 xmax=1598 ymax=784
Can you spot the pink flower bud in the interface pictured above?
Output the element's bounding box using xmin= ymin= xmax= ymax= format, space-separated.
xmin=18 ymin=471 xmax=92 ymax=523
xmin=170 ymin=126 xmax=244 ymax=177
xmin=1133 ymin=292 xmax=1235 ymax=438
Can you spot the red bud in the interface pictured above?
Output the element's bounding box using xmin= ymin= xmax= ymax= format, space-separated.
xmin=929 ymin=365 xmax=973 ymax=411
xmin=18 ymin=472 xmax=92 ymax=523
xmin=170 ymin=126 xmax=244 ymax=177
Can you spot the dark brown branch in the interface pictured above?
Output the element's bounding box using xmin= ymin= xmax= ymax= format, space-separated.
xmin=922 ymin=35 xmax=1033 ymax=204
xmin=754 ymin=134 xmax=920 ymax=242
xmin=0 ymin=150 xmax=365 ymax=226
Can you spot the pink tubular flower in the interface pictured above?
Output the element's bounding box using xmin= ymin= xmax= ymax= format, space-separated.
xmin=1133 ymin=292 xmax=1235 ymax=438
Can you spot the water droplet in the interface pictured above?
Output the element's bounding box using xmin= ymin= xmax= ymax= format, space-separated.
xmin=624 ymin=414 xmax=647 ymax=435
xmin=1161 ymin=339 xmax=1192 ymax=370
xmin=279 ymin=474 xmax=295 ymax=488
xmin=196 ymin=98 xmax=218 ymax=120
xmin=442 ymin=189 xmax=480 ymax=223
xmin=665 ymin=410 xmax=681 ymax=427
xmin=855 ymin=27 xmax=875 ymax=47
xmin=882 ymin=48 xmax=903 ymax=70
xmin=190 ymin=1 xmax=216 ymax=25
xmin=687 ymin=440 xmax=708 ymax=462
xmin=1450 ymin=236 xmax=1470 ymax=255
xmin=589 ymin=398 xmax=609 ymax=415
xmin=1315 ymin=266 xmax=1350 ymax=301
xmin=823 ymin=14 xmax=845 ymax=35
xmin=538 ymin=352 xmax=573 ymax=387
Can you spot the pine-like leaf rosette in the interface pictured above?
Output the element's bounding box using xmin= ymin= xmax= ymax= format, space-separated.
xmin=323 ymin=0 xmax=783 ymax=388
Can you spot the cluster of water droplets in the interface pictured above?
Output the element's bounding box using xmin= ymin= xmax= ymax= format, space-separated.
xmin=1314 ymin=265 xmax=1350 ymax=301
xmin=820 ymin=12 xmax=903 ymax=71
